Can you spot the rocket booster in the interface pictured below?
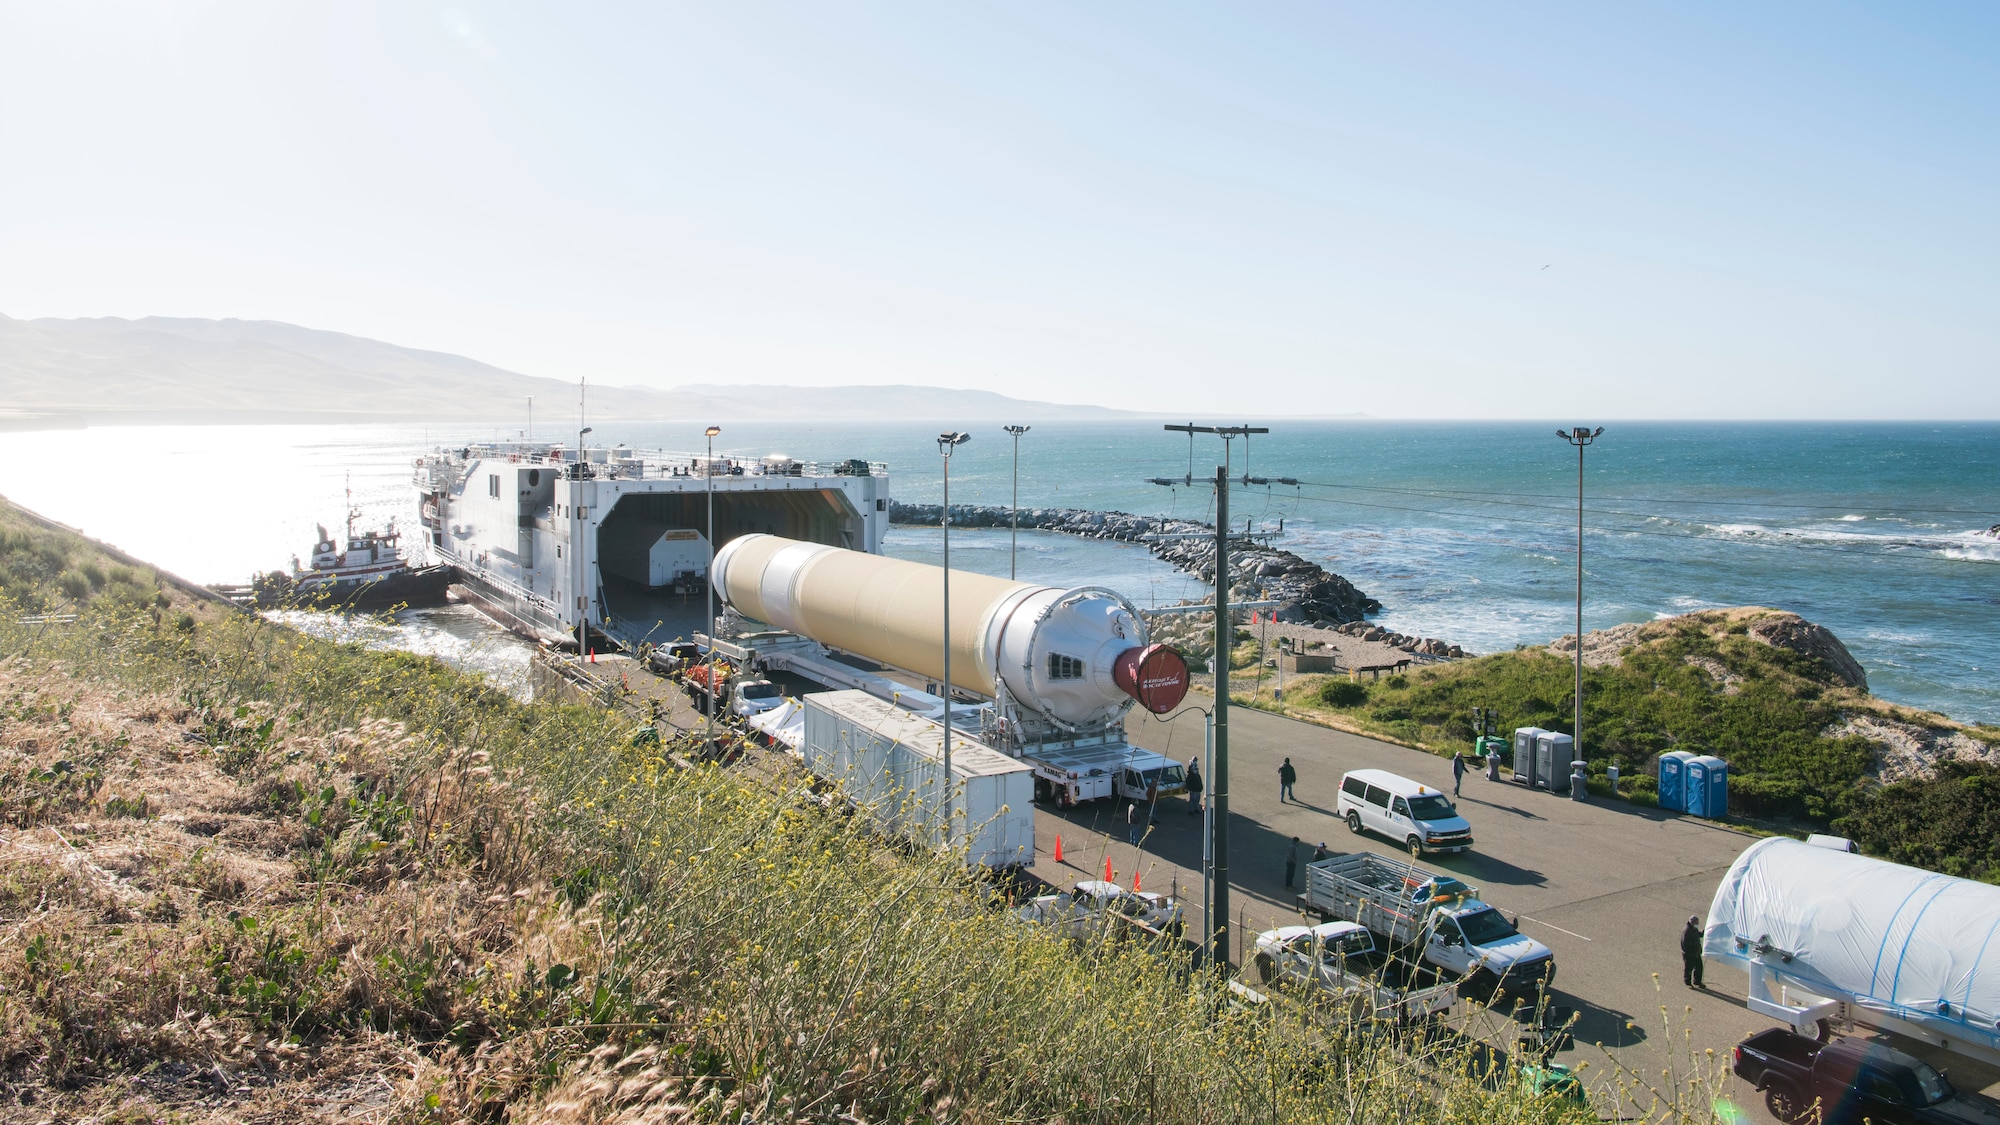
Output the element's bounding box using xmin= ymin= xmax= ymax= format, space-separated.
xmin=711 ymin=534 xmax=1189 ymax=727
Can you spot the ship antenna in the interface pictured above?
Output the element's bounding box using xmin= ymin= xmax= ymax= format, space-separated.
xmin=345 ymin=473 xmax=356 ymax=543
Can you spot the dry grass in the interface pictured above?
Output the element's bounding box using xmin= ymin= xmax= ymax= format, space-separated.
xmin=0 ymin=657 xmax=596 ymax=1121
xmin=0 ymin=500 xmax=1745 ymax=1124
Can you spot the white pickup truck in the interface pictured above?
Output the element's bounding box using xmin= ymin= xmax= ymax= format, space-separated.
xmin=1248 ymin=920 xmax=1459 ymax=1023
xmin=1014 ymin=879 xmax=1186 ymax=941
xmin=1301 ymin=852 xmax=1555 ymax=1000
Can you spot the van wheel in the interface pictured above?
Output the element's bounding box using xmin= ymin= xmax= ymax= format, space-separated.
xmin=1347 ymin=811 xmax=1363 ymax=834
xmin=1255 ymin=954 xmax=1276 ymax=985
xmin=1406 ymin=836 xmax=1424 ymax=858
xmin=1764 ymin=1080 xmax=1809 ymax=1125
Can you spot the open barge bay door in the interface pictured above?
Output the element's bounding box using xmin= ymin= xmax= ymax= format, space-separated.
xmin=414 ymin=442 xmax=889 ymax=650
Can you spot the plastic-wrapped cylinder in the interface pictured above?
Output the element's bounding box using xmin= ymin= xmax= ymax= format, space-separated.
xmin=712 ymin=534 xmax=1187 ymax=727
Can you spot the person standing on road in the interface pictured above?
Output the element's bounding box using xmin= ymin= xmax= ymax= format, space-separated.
xmin=1452 ymin=752 xmax=1466 ymax=797
xmin=1681 ymin=915 xmax=1705 ymax=988
xmin=1186 ymin=759 xmax=1203 ymax=816
xmin=1284 ymin=836 xmax=1300 ymax=889
xmin=1127 ymin=800 xmax=1141 ymax=846
xmin=1279 ymin=758 xmax=1297 ymax=803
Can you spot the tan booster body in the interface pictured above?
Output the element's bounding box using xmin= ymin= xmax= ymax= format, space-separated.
xmin=711 ymin=534 xmax=1185 ymax=729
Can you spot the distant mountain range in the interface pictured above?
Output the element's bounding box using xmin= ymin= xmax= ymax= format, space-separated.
xmin=0 ymin=314 xmax=1139 ymax=427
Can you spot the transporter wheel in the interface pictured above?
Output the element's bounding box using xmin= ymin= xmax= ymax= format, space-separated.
xmin=1763 ymin=1080 xmax=1810 ymax=1125
xmin=1347 ymin=811 xmax=1363 ymax=834
xmin=1033 ymin=776 xmax=1053 ymax=804
xmin=1254 ymin=954 xmax=1277 ymax=985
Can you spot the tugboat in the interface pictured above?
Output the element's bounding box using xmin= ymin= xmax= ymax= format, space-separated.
xmin=244 ymin=488 xmax=452 ymax=610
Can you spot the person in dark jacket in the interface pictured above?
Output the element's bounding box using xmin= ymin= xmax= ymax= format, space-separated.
xmin=1278 ymin=758 xmax=1297 ymax=803
xmin=1681 ymin=915 xmax=1705 ymax=987
xmin=1186 ymin=759 xmax=1203 ymax=815
xmin=1284 ymin=836 xmax=1301 ymax=889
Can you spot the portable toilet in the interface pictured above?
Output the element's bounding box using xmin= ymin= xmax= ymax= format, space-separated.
xmin=1686 ymin=755 xmax=1727 ymax=819
xmin=1513 ymin=727 xmax=1546 ymax=788
xmin=1534 ymin=731 xmax=1575 ymax=792
xmin=1656 ymin=751 xmax=1693 ymax=813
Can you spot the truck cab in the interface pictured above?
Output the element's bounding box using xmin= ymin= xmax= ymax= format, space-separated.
xmin=1422 ymin=904 xmax=1554 ymax=996
xmin=1733 ymin=1029 xmax=1998 ymax=1125
xmin=729 ymin=679 xmax=784 ymax=719
xmin=1116 ymin=761 xmax=1186 ymax=803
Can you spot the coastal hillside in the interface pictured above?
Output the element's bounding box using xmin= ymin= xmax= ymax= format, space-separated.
xmin=0 ymin=497 xmax=1600 ymax=1121
xmin=1262 ymin=608 xmax=2000 ymax=877
xmin=0 ymin=314 xmax=1134 ymax=427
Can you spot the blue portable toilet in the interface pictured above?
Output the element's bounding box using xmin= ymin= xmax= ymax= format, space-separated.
xmin=1657 ymin=752 xmax=1693 ymax=813
xmin=1686 ymin=755 xmax=1727 ymax=819
xmin=1688 ymin=752 xmax=1736 ymax=812
xmin=1514 ymin=727 xmax=1546 ymax=788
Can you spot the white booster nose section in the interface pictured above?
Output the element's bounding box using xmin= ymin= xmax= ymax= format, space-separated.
xmin=714 ymin=535 xmax=1153 ymax=729
xmin=992 ymin=586 xmax=1147 ymax=729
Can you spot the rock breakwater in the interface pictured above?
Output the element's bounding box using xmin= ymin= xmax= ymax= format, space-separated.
xmin=888 ymin=502 xmax=1381 ymax=626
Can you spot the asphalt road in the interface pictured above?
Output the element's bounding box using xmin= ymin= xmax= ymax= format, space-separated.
xmin=1020 ymin=695 xmax=1789 ymax=1118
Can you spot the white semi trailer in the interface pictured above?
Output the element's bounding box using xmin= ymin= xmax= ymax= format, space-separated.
xmin=1706 ymin=836 xmax=2000 ymax=1067
xmin=800 ymin=690 xmax=1035 ymax=869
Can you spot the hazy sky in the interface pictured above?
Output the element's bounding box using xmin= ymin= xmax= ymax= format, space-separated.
xmin=2 ymin=3 xmax=1995 ymax=418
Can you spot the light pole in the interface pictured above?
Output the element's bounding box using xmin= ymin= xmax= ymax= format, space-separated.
xmin=704 ymin=425 xmax=721 ymax=747
xmin=937 ymin=431 xmax=971 ymax=846
xmin=1003 ymin=425 xmax=1030 ymax=579
xmin=1556 ymin=425 xmax=1604 ymax=764
xmin=573 ymin=425 xmax=592 ymax=654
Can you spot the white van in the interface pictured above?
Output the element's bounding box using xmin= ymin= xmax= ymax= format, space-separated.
xmin=1336 ymin=768 xmax=1474 ymax=856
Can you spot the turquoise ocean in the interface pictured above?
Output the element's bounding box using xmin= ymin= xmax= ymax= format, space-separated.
xmin=3 ymin=421 xmax=1993 ymax=722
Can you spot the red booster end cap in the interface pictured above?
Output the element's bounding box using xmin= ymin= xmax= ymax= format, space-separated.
xmin=1113 ymin=643 xmax=1191 ymax=715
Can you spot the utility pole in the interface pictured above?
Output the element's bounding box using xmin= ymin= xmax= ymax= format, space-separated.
xmin=704 ymin=425 xmax=721 ymax=748
xmin=1556 ymin=426 xmax=1604 ymax=763
xmin=1160 ymin=422 xmax=1265 ymax=967
xmin=1004 ymin=425 xmax=1030 ymax=579
xmin=938 ymin=431 xmax=971 ymax=846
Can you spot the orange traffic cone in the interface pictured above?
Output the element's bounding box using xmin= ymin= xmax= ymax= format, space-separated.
xmin=1053 ymin=834 xmax=1064 ymax=863
xmin=1104 ymin=857 xmax=1114 ymax=882
xmin=1133 ymin=871 xmax=1142 ymax=893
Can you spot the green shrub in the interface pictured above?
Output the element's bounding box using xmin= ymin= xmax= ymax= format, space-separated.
xmin=56 ymin=569 xmax=91 ymax=600
xmin=1839 ymin=762 xmax=2000 ymax=882
xmin=1317 ymin=680 xmax=1368 ymax=707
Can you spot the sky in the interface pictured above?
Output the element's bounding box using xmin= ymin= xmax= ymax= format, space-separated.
xmin=1 ymin=2 xmax=1996 ymax=418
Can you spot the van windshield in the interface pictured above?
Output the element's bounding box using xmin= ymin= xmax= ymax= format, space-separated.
xmin=1142 ymin=766 xmax=1186 ymax=787
xmin=1408 ymin=795 xmax=1456 ymax=820
xmin=1457 ymin=908 xmax=1520 ymax=945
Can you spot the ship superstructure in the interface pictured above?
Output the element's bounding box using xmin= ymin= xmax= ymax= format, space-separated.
xmin=414 ymin=441 xmax=890 ymax=647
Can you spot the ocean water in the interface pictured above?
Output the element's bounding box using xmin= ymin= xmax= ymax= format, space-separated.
xmin=2 ymin=420 xmax=1993 ymax=722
